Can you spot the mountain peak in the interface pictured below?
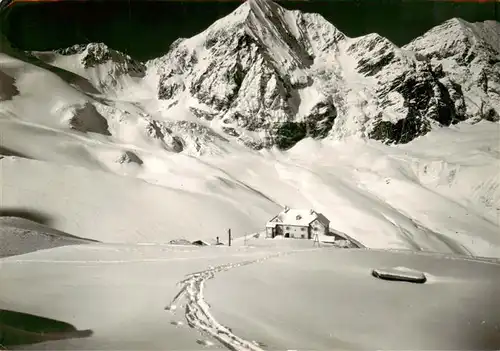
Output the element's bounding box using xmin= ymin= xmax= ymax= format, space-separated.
xmin=244 ymin=0 xmax=346 ymax=57
xmin=208 ymin=0 xmax=283 ymax=26
xmin=246 ymin=0 xmax=282 ymax=18
xmin=404 ymin=17 xmax=500 ymax=61
xmin=445 ymin=17 xmax=470 ymax=26
xmin=169 ymin=0 xmax=344 ymax=75
xmin=52 ymin=42 xmax=140 ymax=69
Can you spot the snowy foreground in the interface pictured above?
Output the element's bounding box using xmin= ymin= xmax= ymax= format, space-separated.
xmin=1 ymin=240 xmax=499 ymax=350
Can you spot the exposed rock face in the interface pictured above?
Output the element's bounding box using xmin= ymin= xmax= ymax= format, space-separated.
xmin=136 ymin=117 xmax=185 ymax=153
xmin=0 ymin=69 xmax=19 ymax=101
xmin=403 ymin=19 xmax=500 ymax=124
xmin=116 ymin=151 xmax=143 ymax=165
xmin=345 ymin=32 xmax=470 ymax=144
xmin=146 ymin=0 xmax=499 ymax=149
xmin=60 ymin=103 xmax=111 ymax=136
xmin=367 ymin=62 xmax=463 ymax=143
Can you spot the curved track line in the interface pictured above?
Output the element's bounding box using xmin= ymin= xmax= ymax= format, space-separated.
xmin=166 ymin=250 xmax=314 ymax=351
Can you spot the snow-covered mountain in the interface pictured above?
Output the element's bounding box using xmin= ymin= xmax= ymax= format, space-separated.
xmin=6 ymin=0 xmax=498 ymax=150
xmin=145 ymin=0 xmax=499 ymax=149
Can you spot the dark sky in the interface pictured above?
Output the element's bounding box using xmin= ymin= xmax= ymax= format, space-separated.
xmin=1 ymin=0 xmax=498 ymax=61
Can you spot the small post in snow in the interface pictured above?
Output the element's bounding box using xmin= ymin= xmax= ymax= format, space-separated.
xmin=313 ymin=232 xmax=321 ymax=247
xmin=228 ymin=229 xmax=232 ymax=247
xmin=216 ymin=236 xmax=220 ymax=245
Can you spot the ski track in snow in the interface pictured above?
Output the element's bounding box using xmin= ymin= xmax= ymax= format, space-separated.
xmin=165 ymin=250 xmax=316 ymax=351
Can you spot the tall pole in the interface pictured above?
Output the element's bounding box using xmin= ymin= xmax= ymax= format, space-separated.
xmin=228 ymin=228 xmax=232 ymax=247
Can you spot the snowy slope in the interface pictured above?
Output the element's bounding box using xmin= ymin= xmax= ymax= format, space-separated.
xmin=0 ymin=156 xmax=280 ymax=243
xmin=0 ymin=217 xmax=95 ymax=258
xmin=2 ymin=117 xmax=499 ymax=255
xmin=0 ymin=48 xmax=232 ymax=156
xmin=205 ymin=122 xmax=500 ymax=257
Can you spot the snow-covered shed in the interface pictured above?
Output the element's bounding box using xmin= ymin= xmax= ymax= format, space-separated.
xmin=265 ymin=207 xmax=330 ymax=239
